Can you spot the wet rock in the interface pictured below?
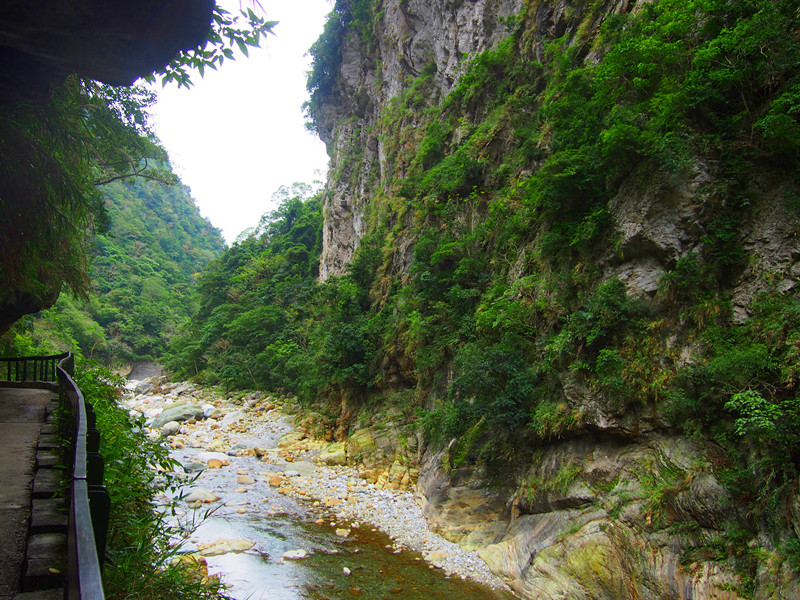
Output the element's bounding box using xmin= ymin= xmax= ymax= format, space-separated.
xmin=183 ymin=488 xmax=220 ymax=504
xmin=198 ymin=538 xmax=255 ymax=556
xmin=278 ymin=430 xmax=306 ymax=448
xmin=336 ymin=528 xmax=351 ymax=538
xmin=171 ymin=553 xmax=208 ymax=579
xmin=196 ymin=451 xmax=231 ymax=463
xmin=347 ymin=428 xmax=376 ymax=458
xmin=282 ymin=549 xmax=308 ymax=560
xmin=237 ymin=475 xmax=255 ymax=485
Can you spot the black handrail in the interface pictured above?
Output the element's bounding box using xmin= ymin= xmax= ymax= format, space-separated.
xmin=57 ymin=354 xmax=108 ymax=600
xmin=0 ymin=352 xmax=66 ymax=383
xmin=0 ymin=352 xmax=107 ymax=600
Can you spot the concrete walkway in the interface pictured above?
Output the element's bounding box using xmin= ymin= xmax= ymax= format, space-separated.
xmin=0 ymin=388 xmax=55 ymax=600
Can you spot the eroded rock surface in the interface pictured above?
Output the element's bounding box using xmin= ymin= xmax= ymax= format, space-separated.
xmin=0 ymin=0 xmax=214 ymax=103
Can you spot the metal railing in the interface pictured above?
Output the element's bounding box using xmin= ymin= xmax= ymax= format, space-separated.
xmin=1 ymin=352 xmax=107 ymax=600
xmin=0 ymin=352 xmax=64 ymax=384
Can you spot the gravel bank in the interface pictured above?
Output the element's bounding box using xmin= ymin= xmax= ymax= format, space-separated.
xmin=274 ymin=463 xmax=507 ymax=588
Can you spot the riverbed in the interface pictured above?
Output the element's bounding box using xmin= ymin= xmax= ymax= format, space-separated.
xmin=124 ymin=381 xmax=516 ymax=600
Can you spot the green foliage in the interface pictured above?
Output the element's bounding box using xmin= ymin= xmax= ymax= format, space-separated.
xmin=165 ymin=184 xmax=330 ymax=395
xmin=520 ymin=463 xmax=582 ymax=506
xmin=1 ymin=165 xmax=224 ymax=362
xmin=305 ymin=0 xmax=375 ymax=132
xmin=450 ymin=342 xmax=536 ymax=433
xmin=546 ymin=278 xmax=647 ymax=367
xmin=0 ymin=78 xmax=102 ymax=306
xmin=74 ymin=362 xmax=227 ymax=600
xmin=636 ymin=455 xmax=693 ymax=528
xmin=528 ymin=400 xmax=582 ymax=440
xmin=422 ymin=146 xmax=487 ymax=197
xmin=151 ymin=6 xmax=277 ymax=88
xmin=726 ymin=390 xmax=784 ymax=438
xmin=92 ymin=175 xmax=224 ymax=361
xmin=417 ymin=401 xmax=464 ymax=446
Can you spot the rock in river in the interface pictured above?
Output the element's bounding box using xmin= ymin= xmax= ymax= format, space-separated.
xmin=198 ymin=538 xmax=256 ymax=556
xmin=151 ymin=404 xmax=204 ymax=429
xmin=160 ymin=421 xmax=181 ymax=437
xmin=183 ymin=488 xmax=221 ymax=504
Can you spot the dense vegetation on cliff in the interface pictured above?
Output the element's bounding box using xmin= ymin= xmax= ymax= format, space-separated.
xmin=181 ymin=0 xmax=800 ymax=593
xmin=0 ymin=170 xmax=224 ymax=361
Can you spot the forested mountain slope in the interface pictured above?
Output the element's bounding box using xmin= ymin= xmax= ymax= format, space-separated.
xmin=173 ymin=0 xmax=800 ymax=597
xmin=1 ymin=171 xmax=224 ymax=361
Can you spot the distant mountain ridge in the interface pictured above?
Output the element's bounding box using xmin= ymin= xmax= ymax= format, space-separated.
xmin=0 ymin=168 xmax=225 ymax=362
xmin=91 ymin=175 xmax=226 ymax=360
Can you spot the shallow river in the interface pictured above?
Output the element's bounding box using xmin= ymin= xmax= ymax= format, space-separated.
xmin=161 ymin=413 xmax=516 ymax=600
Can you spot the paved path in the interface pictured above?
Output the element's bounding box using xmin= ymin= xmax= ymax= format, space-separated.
xmin=0 ymin=388 xmax=54 ymax=600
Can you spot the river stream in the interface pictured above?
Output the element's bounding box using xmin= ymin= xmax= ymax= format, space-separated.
xmin=127 ymin=382 xmax=516 ymax=600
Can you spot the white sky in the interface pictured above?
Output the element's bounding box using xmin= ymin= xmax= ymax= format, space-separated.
xmin=147 ymin=0 xmax=332 ymax=244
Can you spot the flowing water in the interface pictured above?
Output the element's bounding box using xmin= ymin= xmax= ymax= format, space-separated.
xmin=183 ymin=511 xmax=515 ymax=600
xmin=164 ymin=437 xmax=516 ymax=600
xmin=129 ymin=379 xmax=516 ymax=600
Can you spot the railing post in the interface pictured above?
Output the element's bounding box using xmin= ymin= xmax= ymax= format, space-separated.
xmin=88 ymin=486 xmax=110 ymax=570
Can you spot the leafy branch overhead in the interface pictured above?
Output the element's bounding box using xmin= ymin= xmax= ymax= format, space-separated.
xmin=149 ymin=6 xmax=278 ymax=88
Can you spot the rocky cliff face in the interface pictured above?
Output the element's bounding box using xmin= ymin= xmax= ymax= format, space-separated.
xmin=314 ymin=0 xmax=523 ymax=280
xmin=309 ymin=0 xmax=800 ymax=597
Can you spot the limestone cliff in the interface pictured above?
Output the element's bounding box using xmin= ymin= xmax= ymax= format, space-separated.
xmin=313 ymin=0 xmax=523 ymax=279
xmin=308 ymin=0 xmax=800 ymax=598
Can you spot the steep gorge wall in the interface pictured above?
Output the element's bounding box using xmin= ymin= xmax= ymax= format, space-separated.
xmin=315 ymin=0 xmax=523 ymax=279
xmin=308 ymin=0 xmax=800 ymax=598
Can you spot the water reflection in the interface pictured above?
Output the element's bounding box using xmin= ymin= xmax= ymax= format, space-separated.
xmin=183 ymin=509 xmax=515 ymax=600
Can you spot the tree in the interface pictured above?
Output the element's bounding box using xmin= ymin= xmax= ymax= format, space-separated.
xmin=0 ymin=3 xmax=276 ymax=334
